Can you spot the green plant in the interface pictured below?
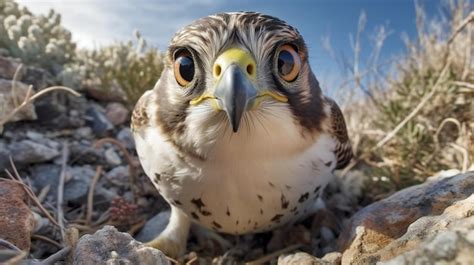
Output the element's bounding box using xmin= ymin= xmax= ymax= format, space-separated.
xmin=343 ymin=1 xmax=473 ymax=200
xmin=60 ymin=31 xmax=164 ymax=106
xmin=0 ymin=0 xmax=76 ymax=72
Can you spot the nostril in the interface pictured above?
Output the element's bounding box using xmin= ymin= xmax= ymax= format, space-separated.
xmin=246 ymin=64 xmax=254 ymax=76
xmin=214 ymin=64 xmax=222 ymax=77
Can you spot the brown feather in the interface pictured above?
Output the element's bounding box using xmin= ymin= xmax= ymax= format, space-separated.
xmin=326 ymin=97 xmax=353 ymax=169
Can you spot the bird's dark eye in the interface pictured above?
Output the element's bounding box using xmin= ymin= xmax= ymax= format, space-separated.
xmin=174 ymin=49 xmax=195 ymax=86
xmin=277 ymin=45 xmax=301 ymax=82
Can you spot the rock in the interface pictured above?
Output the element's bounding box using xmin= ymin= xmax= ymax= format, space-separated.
xmin=321 ymin=252 xmax=342 ymax=264
xmin=9 ymin=140 xmax=60 ymax=164
xmin=73 ymin=225 xmax=170 ymax=265
xmin=105 ymin=147 xmax=121 ymax=166
xmin=105 ymin=165 xmax=130 ymax=187
xmin=135 ymin=211 xmax=170 ymax=242
xmin=84 ymin=82 xmax=128 ymax=103
xmin=0 ymin=141 xmax=9 ymax=170
xmin=378 ymin=195 xmax=474 ymax=264
xmin=0 ymin=56 xmax=25 ymax=80
xmin=66 ymin=166 xmax=96 ymax=203
xmin=30 ymin=164 xmax=95 ymax=204
xmin=116 ymin=127 xmax=134 ymax=149
xmin=69 ymin=143 xmax=104 ymax=165
xmin=105 ymin=102 xmax=129 ymax=126
xmin=339 ymin=172 xmax=474 ymax=264
xmin=75 ymin=127 xmax=93 ymax=139
xmin=278 ymin=252 xmax=328 ymax=265
xmin=0 ymin=78 xmax=37 ymax=131
xmin=22 ymin=66 xmax=50 ymax=90
xmin=84 ymin=103 xmax=113 ymax=137
xmin=0 ymin=180 xmax=36 ymax=251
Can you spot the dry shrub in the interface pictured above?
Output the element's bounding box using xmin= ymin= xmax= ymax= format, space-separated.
xmin=344 ymin=0 xmax=473 ymax=200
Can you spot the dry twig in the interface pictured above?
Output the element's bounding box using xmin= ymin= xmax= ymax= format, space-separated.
xmin=57 ymin=143 xmax=69 ymax=242
xmin=86 ymin=166 xmax=103 ymax=225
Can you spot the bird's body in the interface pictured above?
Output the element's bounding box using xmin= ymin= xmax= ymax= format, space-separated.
xmin=132 ymin=12 xmax=352 ymax=257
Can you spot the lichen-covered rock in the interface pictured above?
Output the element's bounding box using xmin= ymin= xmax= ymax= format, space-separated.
xmin=0 ymin=180 xmax=36 ymax=251
xmin=73 ymin=225 xmax=170 ymax=265
xmin=339 ymin=172 xmax=474 ymax=264
xmin=0 ymin=78 xmax=37 ymax=129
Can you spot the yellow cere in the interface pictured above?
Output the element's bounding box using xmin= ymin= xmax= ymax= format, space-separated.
xmin=213 ymin=48 xmax=257 ymax=80
xmin=251 ymin=90 xmax=288 ymax=109
xmin=190 ymin=94 xmax=221 ymax=110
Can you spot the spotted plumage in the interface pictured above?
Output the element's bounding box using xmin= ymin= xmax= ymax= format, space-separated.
xmin=131 ymin=12 xmax=352 ymax=258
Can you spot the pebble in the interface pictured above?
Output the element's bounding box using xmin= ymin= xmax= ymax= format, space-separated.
xmin=105 ymin=147 xmax=122 ymax=166
xmin=9 ymin=140 xmax=60 ymax=164
xmin=84 ymin=103 xmax=114 ymax=137
xmin=135 ymin=211 xmax=171 ymax=242
xmin=116 ymin=127 xmax=135 ymax=149
xmin=105 ymin=102 xmax=130 ymax=126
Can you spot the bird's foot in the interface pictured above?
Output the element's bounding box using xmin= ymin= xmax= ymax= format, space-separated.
xmin=146 ymin=235 xmax=183 ymax=259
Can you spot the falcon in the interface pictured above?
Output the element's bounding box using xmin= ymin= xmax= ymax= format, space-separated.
xmin=131 ymin=12 xmax=352 ymax=257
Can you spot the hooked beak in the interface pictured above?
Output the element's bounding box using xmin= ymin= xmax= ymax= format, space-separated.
xmin=214 ymin=64 xmax=257 ymax=132
xmin=213 ymin=48 xmax=257 ymax=133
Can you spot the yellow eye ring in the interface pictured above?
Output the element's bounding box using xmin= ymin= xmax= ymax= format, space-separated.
xmin=174 ymin=49 xmax=195 ymax=87
xmin=277 ymin=44 xmax=301 ymax=82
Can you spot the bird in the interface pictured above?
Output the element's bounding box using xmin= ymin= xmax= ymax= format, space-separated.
xmin=131 ymin=12 xmax=352 ymax=258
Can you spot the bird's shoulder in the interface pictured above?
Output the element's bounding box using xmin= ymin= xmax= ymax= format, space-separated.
xmin=131 ymin=90 xmax=155 ymax=133
xmin=323 ymin=97 xmax=353 ymax=169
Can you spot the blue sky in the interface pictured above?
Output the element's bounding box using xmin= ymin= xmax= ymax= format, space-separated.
xmin=17 ymin=0 xmax=441 ymax=95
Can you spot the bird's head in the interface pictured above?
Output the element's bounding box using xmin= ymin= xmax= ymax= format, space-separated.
xmin=154 ymin=12 xmax=326 ymax=157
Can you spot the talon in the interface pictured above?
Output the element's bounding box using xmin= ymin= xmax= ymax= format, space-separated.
xmin=146 ymin=236 xmax=183 ymax=259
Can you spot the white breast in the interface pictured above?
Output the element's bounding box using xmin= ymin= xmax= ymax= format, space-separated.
xmin=134 ymin=102 xmax=337 ymax=235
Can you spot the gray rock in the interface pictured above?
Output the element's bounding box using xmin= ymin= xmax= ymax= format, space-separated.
xmin=30 ymin=164 xmax=95 ymax=204
xmin=0 ymin=141 xmax=9 ymax=170
xmin=339 ymin=172 xmax=474 ymax=264
xmin=278 ymin=252 xmax=328 ymax=265
xmin=105 ymin=102 xmax=129 ymax=126
xmin=75 ymin=127 xmax=93 ymax=139
xmin=69 ymin=143 xmax=104 ymax=165
xmin=116 ymin=127 xmax=134 ymax=149
xmin=135 ymin=211 xmax=170 ymax=242
xmin=73 ymin=225 xmax=169 ymax=265
xmin=105 ymin=165 xmax=130 ymax=187
xmin=66 ymin=166 xmax=95 ymax=203
xmin=9 ymin=140 xmax=59 ymax=164
xmin=0 ymin=78 xmax=37 ymax=131
xmin=84 ymin=103 xmax=114 ymax=137
xmin=105 ymin=147 xmax=121 ymax=166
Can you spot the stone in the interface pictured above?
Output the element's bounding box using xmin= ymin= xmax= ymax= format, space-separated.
xmin=69 ymin=143 xmax=104 ymax=165
xmin=0 ymin=78 xmax=37 ymax=131
xmin=84 ymin=103 xmax=114 ymax=136
xmin=9 ymin=140 xmax=59 ymax=164
xmin=66 ymin=166 xmax=96 ymax=203
xmin=0 ymin=56 xmax=25 ymax=80
xmin=105 ymin=165 xmax=130 ymax=187
xmin=30 ymin=164 xmax=95 ymax=204
xmin=278 ymin=252 xmax=328 ymax=265
xmin=116 ymin=127 xmax=135 ymax=149
xmin=379 ymin=195 xmax=474 ymax=264
xmin=105 ymin=147 xmax=121 ymax=166
xmin=135 ymin=211 xmax=170 ymax=243
xmin=22 ymin=66 xmax=50 ymax=90
xmin=73 ymin=225 xmax=170 ymax=265
xmin=105 ymin=102 xmax=130 ymax=126
xmin=0 ymin=141 xmax=9 ymax=170
xmin=339 ymin=172 xmax=474 ymax=264
xmin=0 ymin=180 xmax=37 ymax=251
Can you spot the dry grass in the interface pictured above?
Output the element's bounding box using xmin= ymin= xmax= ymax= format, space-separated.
xmin=341 ymin=0 xmax=473 ymax=200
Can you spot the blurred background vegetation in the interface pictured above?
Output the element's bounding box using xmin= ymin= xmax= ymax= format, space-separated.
xmin=0 ymin=0 xmax=472 ymax=201
xmin=0 ymin=0 xmax=164 ymax=106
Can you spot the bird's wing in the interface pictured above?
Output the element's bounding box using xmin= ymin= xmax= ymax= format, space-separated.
xmin=131 ymin=90 xmax=153 ymax=134
xmin=326 ymin=97 xmax=353 ymax=169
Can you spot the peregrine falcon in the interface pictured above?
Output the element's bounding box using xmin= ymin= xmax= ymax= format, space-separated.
xmin=131 ymin=12 xmax=352 ymax=257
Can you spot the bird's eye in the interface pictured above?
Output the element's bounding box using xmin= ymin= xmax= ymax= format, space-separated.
xmin=174 ymin=49 xmax=195 ymax=87
xmin=277 ymin=45 xmax=301 ymax=82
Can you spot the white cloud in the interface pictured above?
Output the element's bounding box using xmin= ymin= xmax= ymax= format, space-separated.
xmin=16 ymin=0 xmax=223 ymax=50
